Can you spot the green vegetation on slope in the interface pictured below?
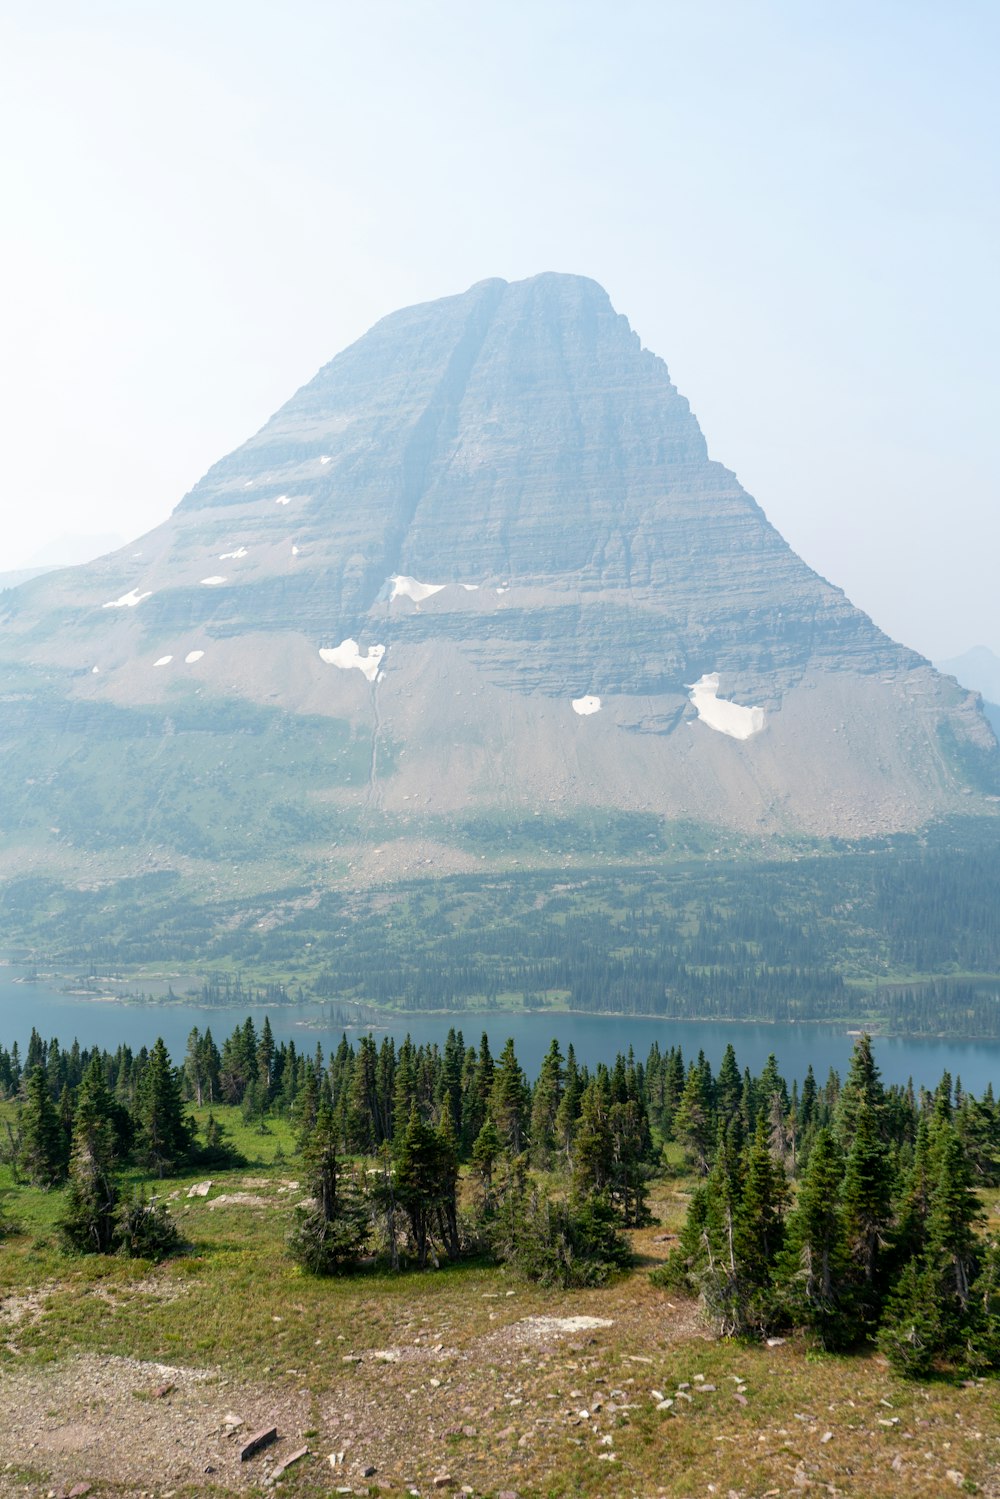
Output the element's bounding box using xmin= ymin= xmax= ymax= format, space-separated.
xmin=5 ymin=818 xmax=1000 ymax=1035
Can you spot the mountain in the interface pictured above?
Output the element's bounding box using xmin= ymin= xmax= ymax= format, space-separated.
xmin=0 ymin=274 xmax=996 ymax=905
xmin=938 ymin=647 xmax=1000 ymax=737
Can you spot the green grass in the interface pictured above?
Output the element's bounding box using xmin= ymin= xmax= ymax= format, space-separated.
xmin=4 ymin=1115 xmax=1000 ymax=1495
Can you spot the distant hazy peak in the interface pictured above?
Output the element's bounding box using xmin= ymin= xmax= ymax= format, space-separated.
xmin=938 ymin=646 xmax=1000 ymax=703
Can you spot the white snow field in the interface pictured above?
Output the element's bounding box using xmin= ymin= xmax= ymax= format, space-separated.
xmin=687 ymin=673 xmax=765 ymax=739
xmin=390 ymin=574 xmax=446 ymax=604
xmin=185 ymin=650 xmax=205 ymax=664
xmin=319 ymin=640 xmax=385 ymax=682
xmin=200 ymin=576 xmax=226 ymax=586
xmin=572 ymin=695 xmax=601 ymax=716
xmin=154 ymin=655 xmax=173 ymax=667
xmin=102 ymin=588 xmax=151 ymax=609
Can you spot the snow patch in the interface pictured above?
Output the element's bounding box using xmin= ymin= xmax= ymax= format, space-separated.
xmin=319 ymin=640 xmax=385 ymax=682
xmin=275 ymin=495 xmax=291 ymax=506
xmin=102 ymin=588 xmax=151 ymax=609
xmin=572 ymin=695 xmax=601 ymax=716
xmin=390 ymin=574 xmax=446 ymax=604
xmin=185 ymin=650 xmax=204 ymax=664
xmin=201 ymin=576 xmax=226 ymax=586
xmin=291 ymin=545 xmax=300 ymax=556
xmin=687 ymin=673 xmax=764 ymax=740
xmin=219 ymin=547 xmax=247 ymax=560
xmin=461 ymin=583 xmax=479 ymax=592
xmin=319 ymin=455 xmax=331 ymax=465
xmin=154 ymin=655 xmax=173 ymax=667
xmin=91 ymin=666 xmax=99 ymax=674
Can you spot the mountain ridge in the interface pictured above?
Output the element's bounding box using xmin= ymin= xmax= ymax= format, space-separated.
xmin=0 ymin=273 xmax=996 ymax=900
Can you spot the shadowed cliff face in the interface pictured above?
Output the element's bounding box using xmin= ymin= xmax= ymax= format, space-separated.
xmin=0 ymin=274 xmax=996 ymax=889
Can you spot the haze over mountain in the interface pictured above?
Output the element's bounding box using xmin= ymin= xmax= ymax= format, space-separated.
xmin=0 ymin=274 xmax=996 ymax=898
xmin=939 ymin=646 xmax=1000 ymax=740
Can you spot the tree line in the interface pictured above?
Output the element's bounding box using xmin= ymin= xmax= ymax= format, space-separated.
xmin=6 ymin=1020 xmax=1000 ymax=1376
xmin=660 ymin=1034 xmax=1000 ymax=1376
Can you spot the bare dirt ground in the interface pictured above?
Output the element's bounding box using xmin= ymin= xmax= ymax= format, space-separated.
xmin=0 ymin=1278 xmax=706 ymax=1498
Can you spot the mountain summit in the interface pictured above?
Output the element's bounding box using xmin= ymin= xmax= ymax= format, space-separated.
xmin=0 ymin=274 xmax=996 ymax=890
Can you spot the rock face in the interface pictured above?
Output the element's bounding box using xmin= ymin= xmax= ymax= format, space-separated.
xmin=0 ymin=273 xmax=996 ymax=888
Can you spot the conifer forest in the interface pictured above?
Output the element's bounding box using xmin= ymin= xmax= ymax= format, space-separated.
xmin=4 ymin=1018 xmax=1000 ymax=1381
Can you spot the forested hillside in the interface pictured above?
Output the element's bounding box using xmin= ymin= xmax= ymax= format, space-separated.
xmin=5 ymin=822 xmax=1000 ymax=1035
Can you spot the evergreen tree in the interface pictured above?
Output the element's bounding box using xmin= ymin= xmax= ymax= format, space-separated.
xmin=61 ymin=1057 xmax=120 ymax=1253
xmin=776 ymin=1127 xmax=853 ymax=1348
xmin=717 ymin=1043 xmax=742 ymax=1125
xmin=136 ymin=1039 xmax=194 ymax=1177
xmin=834 ymin=1034 xmax=885 ymax=1153
xmin=572 ymin=1077 xmax=615 ymax=1199
xmin=674 ymin=1061 xmax=714 ymax=1174
xmin=530 ymin=1039 xmax=564 ymax=1167
xmin=472 ymin=1116 xmax=501 ymax=1207
xmin=840 ymin=1099 xmax=892 ymax=1316
xmin=288 ymin=1095 xmax=368 ymax=1274
xmin=395 ymin=1103 xmax=455 ymax=1268
xmin=21 ymin=1064 xmax=68 ymax=1187
xmin=489 ymin=1038 xmax=530 ymax=1156
xmin=732 ymin=1118 xmax=788 ymax=1310
xmin=553 ymin=1045 xmax=582 ymax=1166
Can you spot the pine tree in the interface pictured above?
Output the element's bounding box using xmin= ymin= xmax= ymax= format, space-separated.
xmin=472 ymin=1116 xmax=501 ymax=1206
xmin=553 ymin=1045 xmax=582 ymax=1167
xmin=21 ymin=1064 xmax=68 ymax=1187
xmin=395 ymin=1103 xmax=454 ymax=1268
xmin=434 ymin=1110 xmax=461 ymax=1260
xmin=717 ymin=1043 xmax=742 ymax=1125
xmin=346 ymin=1035 xmax=378 ymax=1154
xmin=293 ymin=1065 xmax=320 ymax=1150
xmin=924 ymin=1119 xmax=982 ymax=1326
xmin=674 ymin=1061 xmax=714 ymax=1175
xmin=834 ymin=1034 xmax=885 ymax=1153
xmin=136 ymin=1039 xmax=194 ymax=1177
xmin=256 ymin=1016 xmax=276 ymax=1097
xmin=733 ymin=1119 xmax=788 ymax=1298
xmin=489 ymin=1039 xmax=530 ymax=1156
xmin=572 ymin=1077 xmax=615 ymax=1199
xmin=530 ymin=1039 xmax=564 ymax=1167
xmin=841 ymin=1099 xmax=892 ymax=1317
xmin=61 ymin=1057 xmax=120 ymax=1253
xmin=776 ymin=1127 xmax=853 ymax=1348
xmin=288 ymin=1094 xmax=368 ymax=1275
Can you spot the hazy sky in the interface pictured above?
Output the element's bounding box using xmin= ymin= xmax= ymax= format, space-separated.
xmin=1 ymin=1 xmax=996 ymax=660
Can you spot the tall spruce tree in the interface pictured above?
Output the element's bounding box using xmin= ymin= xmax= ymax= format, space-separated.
xmin=21 ymin=1064 xmax=68 ymax=1187
xmin=61 ymin=1056 xmax=120 ymax=1253
xmin=288 ymin=1094 xmax=368 ymax=1275
xmin=136 ymin=1039 xmax=193 ymax=1177
xmin=776 ymin=1127 xmax=854 ymax=1348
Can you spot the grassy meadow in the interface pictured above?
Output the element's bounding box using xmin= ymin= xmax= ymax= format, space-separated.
xmin=3 ymin=1104 xmax=1000 ymax=1497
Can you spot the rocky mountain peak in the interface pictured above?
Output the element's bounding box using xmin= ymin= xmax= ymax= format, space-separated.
xmin=0 ymin=275 xmax=996 ymax=893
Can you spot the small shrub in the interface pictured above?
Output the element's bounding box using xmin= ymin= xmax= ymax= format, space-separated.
xmin=116 ymin=1193 xmax=182 ymax=1262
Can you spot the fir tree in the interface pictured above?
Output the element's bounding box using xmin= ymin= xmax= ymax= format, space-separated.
xmin=776 ymin=1127 xmax=853 ymax=1348
xmin=530 ymin=1039 xmax=564 ymax=1167
xmin=288 ymin=1094 xmax=368 ymax=1275
xmin=136 ymin=1039 xmax=194 ymax=1177
xmin=21 ymin=1064 xmax=68 ymax=1187
xmin=61 ymin=1056 xmax=120 ymax=1253
xmin=489 ymin=1038 xmax=530 ymax=1156
xmin=840 ymin=1099 xmax=892 ymax=1318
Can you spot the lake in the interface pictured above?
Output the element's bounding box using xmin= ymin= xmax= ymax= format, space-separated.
xmin=2 ymin=967 xmax=999 ymax=1094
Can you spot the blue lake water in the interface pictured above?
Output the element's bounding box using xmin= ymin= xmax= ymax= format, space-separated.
xmin=2 ymin=968 xmax=999 ymax=1094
